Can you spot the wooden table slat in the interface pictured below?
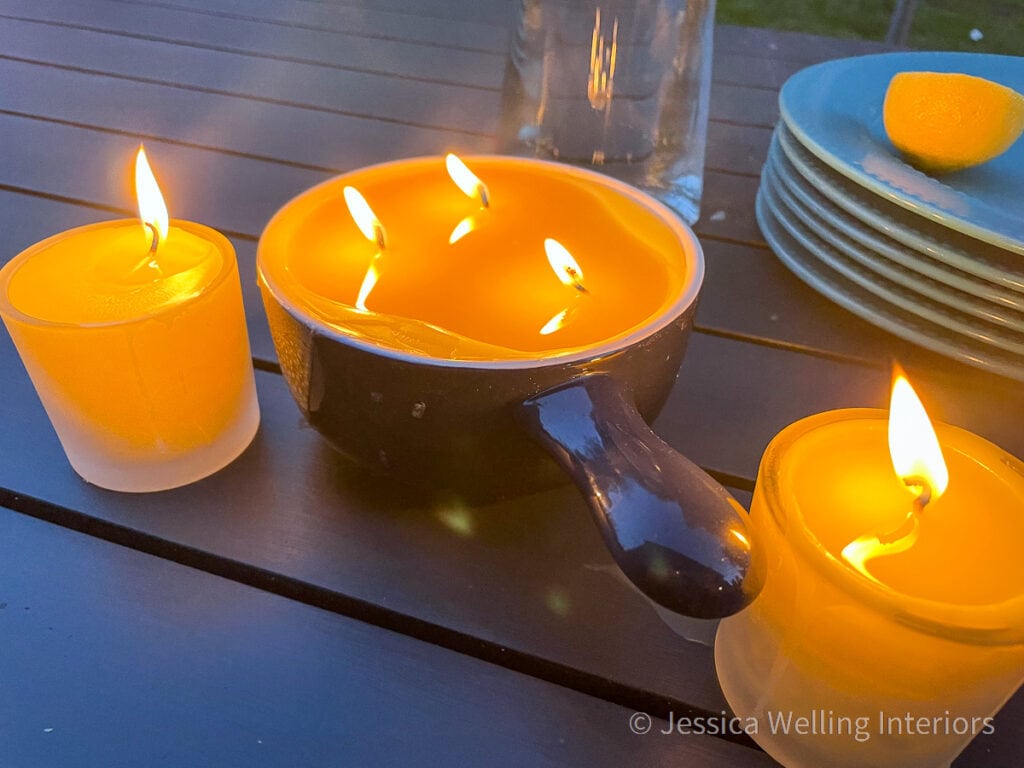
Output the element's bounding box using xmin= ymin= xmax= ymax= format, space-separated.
xmin=0 ymin=16 xmax=500 ymax=135
xmin=0 ymin=48 xmax=784 ymax=158
xmin=714 ymin=23 xmax=899 ymax=62
xmin=0 ymin=58 xmax=492 ymax=168
xmin=0 ymin=13 xmax=790 ymax=146
xmin=0 ymin=0 xmax=507 ymax=87
xmin=118 ymin=0 xmax=514 ymax=30
xmin=697 ymin=171 xmax=765 ymax=245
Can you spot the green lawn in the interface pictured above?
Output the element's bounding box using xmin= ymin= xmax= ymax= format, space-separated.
xmin=717 ymin=0 xmax=1024 ymax=56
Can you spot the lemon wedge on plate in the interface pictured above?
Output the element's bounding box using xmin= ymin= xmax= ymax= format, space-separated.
xmin=883 ymin=71 xmax=1024 ymax=173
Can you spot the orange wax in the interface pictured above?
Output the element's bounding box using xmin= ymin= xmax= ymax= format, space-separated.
xmin=8 ymin=221 xmax=221 ymax=323
xmin=715 ymin=409 xmax=1024 ymax=768
xmin=0 ymin=219 xmax=259 ymax=492
xmin=786 ymin=418 xmax=1024 ymax=605
xmin=258 ymin=156 xmax=694 ymax=360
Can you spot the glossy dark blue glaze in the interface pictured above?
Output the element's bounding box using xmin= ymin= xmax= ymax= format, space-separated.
xmin=259 ymin=278 xmax=694 ymax=499
xmin=519 ymin=375 xmax=763 ymax=618
xmin=260 ymin=259 xmax=761 ymax=617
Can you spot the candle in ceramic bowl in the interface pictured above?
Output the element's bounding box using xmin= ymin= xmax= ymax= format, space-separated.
xmin=0 ymin=147 xmax=259 ymax=492
xmin=258 ymin=155 xmax=762 ymax=620
xmin=715 ymin=374 xmax=1024 ymax=767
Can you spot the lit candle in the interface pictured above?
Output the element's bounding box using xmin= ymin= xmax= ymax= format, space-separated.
xmin=0 ymin=147 xmax=259 ymax=492
xmin=714 ymin=376 xmax=1024 ymax=767
xmin=257 ymin=155 xmax=686 ymax=360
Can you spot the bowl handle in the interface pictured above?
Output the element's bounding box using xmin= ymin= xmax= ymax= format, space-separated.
xmin=518 ymin=374 xmax=762 ymax=618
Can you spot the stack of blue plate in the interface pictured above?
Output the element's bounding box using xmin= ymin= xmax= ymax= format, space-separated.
xmin=757 ymin=52 xmax=1024 ymax=381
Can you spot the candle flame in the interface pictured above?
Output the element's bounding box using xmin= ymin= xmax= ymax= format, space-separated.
xmin=545 ymin=238 xmax=586 ymax=291
xmin=355 ymin=254 xmax=381 ymax=313
xmin=842 ymin=519 xmax=921 ymax=581
xmin=841 ymin=371 xmax=948 ymax=580
xmin=539 ymin=300 xmax=583 ymax=336
xmin=540 ymin=307 xmax=570 ymax=336
xmin=344 ymin=186 xmax=386 ymax=248
xmin=445 ymin=154 xmax=489 ymax=207
xmin=889 ymin=373 xmax=948 ymax=500
xmin=448 ymin=216 xmax=476 ymax=245
xmin=344 ymin=186 xmax=386 ymax=310
xmin=134 ymin=145 xmax=169 ymax=248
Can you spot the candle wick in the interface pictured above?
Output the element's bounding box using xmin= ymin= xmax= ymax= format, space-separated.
xmin=869 ymin=475 xmax=934 ymax=548
xmin=373 ymin=222 xmax=388 ymax=251
xmin=477 ymin=183 xmax=491 ymax=209
xmin=146 ymin=222 xmax=160 ymax=255
xmin=129 ymin=223 xmax=163 ymax=277
xmin=876 ymin=511 xmax=918 ymax=545
xmin=842 ymin=474 xmax=932 ymax=578
xmin=566 ymin=267 xmax=589 ymax=294
xmin=903 ymin=474 xmax=932 ymax=513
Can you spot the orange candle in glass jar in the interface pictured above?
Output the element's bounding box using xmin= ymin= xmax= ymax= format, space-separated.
xmin=715 ymin=376 xmax=1024 ymax=768
xmin=0 ymin=148 xmax=259 ymax=492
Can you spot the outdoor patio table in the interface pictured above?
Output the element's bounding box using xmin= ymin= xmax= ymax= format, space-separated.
xmin=0 ymin=1 xmax=1020 ymax=766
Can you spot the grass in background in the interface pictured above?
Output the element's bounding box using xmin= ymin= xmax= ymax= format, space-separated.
xmin=717 ymin=0 xmax=1024 ymax=55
